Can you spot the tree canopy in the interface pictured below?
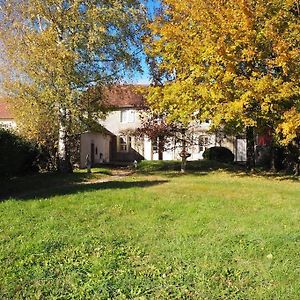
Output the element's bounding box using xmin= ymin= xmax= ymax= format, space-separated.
xmin=0 ymin=0 xmax=146 ymax=172
xmin=146 ymin=0 xmax=300 ymax=146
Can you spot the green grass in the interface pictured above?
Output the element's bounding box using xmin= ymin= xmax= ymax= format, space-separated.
xmin=0 ymin=163 xmax=300 ymax=299
xmin=137 ymin=159 xmax=237 ymax=173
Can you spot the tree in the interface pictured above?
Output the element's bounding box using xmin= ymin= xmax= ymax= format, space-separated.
xmin=146 ymin=0 xmax=300 ymax=171
xmin=0 ymin=0 xmax=146 ymax=172
xmin=135 ymin=111 xmax=173 ymax=160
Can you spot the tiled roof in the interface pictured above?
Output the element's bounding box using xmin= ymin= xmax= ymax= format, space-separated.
xmin=0 ymin=101 xmax=13 ymax=119
xmin=103 ymin=85 xmax=147 ymax=108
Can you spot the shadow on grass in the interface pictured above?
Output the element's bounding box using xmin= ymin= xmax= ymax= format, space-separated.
xmin=2 ymin=161 xmax=298 ymax=201
xmin=0 ymin=171 xmax=169 ymax=202
xmin=232 ymin=170 xmax=300 ymax=182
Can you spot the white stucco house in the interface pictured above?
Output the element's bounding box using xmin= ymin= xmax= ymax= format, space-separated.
xmin=79 ymin=85 xmax=247 ymax=167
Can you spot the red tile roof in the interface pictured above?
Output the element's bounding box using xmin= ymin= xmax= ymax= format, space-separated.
xmin=103 ymin=85 xmax=147 ymax=108
xmin=0 ymin=101 xmax=13 ymax=119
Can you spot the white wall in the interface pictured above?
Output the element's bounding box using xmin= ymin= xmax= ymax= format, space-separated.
xmin=80 ymin=132 xmax=111 ymax=168
xmin=101 ymin=109 xmax=142 ymax=135
xmin=235 ymin=139 xmax=247 ymax=162
xmin=144 ymin=138 xmax=153 ymax=160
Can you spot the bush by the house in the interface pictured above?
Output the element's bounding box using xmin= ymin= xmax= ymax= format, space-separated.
xmin=203 ymin=146 xmax=234 ymax=163
xmin=0 ymin=129 xmax=41 ymax=177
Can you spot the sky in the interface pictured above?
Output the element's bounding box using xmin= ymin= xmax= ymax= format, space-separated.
xmin=128 ymin=0 xmax=161 ymax=85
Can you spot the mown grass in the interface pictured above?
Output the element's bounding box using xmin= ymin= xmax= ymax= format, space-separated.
xmin=0 ymin=162 xmax=300 ymax=299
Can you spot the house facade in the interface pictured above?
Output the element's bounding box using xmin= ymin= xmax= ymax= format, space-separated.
xmin=0 ymin=89 xmax=247 ymax=168
xmin=79 ymin=85 xmax=247 ymax=167
xmin=80 ymin=85 xmax=147 ymax=167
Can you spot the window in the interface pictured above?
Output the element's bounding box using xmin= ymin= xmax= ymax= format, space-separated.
xmin=152 ymin=139 xmax=158 ymax=152
xmin=199 ymin=135 xmax=210 ymax=152
xmin=120 ymin=111 xmax=127 ymax=123
xmin=120 ymin=110 xmax=135 ymax=123
xmin=117 ymin=135 xmax=132 ymax=152
xmin=119 ymin=136 xmax=128 ymax=152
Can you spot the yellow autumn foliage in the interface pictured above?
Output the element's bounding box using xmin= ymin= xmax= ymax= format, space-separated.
xmin=147 ymin=0 xmax=300 ymax=142
xmin=0 ymin=0 xmax=146 ymax=170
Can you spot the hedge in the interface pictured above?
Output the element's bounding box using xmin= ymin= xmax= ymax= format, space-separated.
xmin=0 ymin=129 xmax=40 ymax=177
xmin=203 ymin=146 xmax=234 ymax=163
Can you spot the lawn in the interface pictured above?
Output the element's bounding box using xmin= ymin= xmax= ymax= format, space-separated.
xmin=0 ymin=163 xmax=300 ymax=299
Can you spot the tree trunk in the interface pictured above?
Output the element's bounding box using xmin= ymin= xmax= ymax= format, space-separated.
xmin=181 ymin=138 xmax=187 ymax=173
xmin=295 ymin=138 xmax=300 ymax=176
xmin=270 ymin=141 xmax=276 ymax=172
xmin=246 ymin=126 xmax=255 ymax=171
xmin=58 ymin=105 xmax=73 ymax=173
xmin=158 ymin=136 xmax=163 ymax=161
xmin=295 ymin=161 xmax=300 ymax=176
xmin=181 ymin=156 xmax=187 ymax=173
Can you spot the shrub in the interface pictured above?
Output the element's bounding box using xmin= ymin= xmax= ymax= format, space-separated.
xmin=0 ymin=129 xmax=41 ymax=177
xmin=203 ymin=146 xmax=234 ymax=163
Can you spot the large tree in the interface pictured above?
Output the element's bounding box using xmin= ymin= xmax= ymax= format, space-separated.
xmin=0 ymin=0 xmax=146 ymax=172
xmin=146 ymin=0 xmax=300 ymax=170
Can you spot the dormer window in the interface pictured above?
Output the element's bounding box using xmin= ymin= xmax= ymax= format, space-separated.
xmin=121 ymin=109 xmax=135 ymax=123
